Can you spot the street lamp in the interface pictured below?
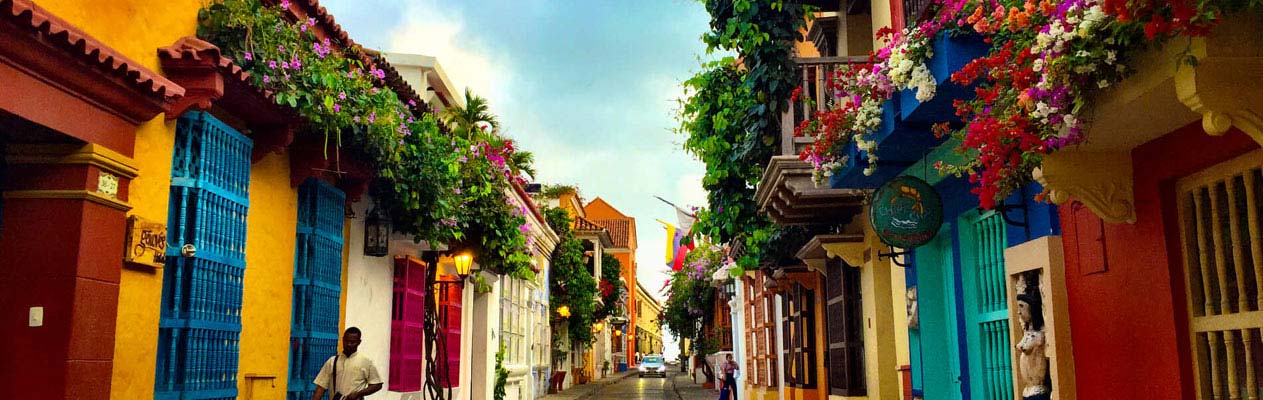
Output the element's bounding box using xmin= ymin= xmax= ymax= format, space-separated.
xmin=593 ymin=321 xmax=606 ymax=332
xmin=557 ymin=305 xmax=571 ymax=318
xmin=454 ymin=252 xmax=474 ymax=281
xmin=363 ymin=208 xmax=390 ymax=257
xmin=721 ymin=280 xmax=737 ymax=299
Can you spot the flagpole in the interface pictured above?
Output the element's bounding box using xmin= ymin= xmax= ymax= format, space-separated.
xmin=653 ymin=195 xmax=697 ymax=219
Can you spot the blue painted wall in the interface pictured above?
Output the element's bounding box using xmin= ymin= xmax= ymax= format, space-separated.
xmin=906 ymin=173 xmax=1060 ymax=400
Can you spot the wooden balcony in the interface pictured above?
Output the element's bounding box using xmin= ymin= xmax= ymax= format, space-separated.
xmin=756 ymin=56 xmax=871 ymax=226
xmin=780 ymin=56 xmax=868 ymax=157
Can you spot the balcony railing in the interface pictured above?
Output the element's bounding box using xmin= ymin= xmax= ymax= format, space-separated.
xmin=781 ymin=56 xmax=869 ymax=157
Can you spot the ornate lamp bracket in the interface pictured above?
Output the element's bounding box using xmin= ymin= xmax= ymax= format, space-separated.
xmin=1033 ymin=151 xmax=1136 ymax=224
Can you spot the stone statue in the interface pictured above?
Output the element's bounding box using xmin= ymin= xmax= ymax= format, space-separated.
xmin=1016 ymin=290 xmax=1050 ymax=400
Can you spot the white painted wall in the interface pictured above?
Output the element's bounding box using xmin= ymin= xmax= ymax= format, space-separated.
xmin=345 ymin=199 xmax=403 ymax=400
xmin=470 ymin=271 xmax=501 ymax=400
xmin=346 ymin=198 xmax=444 ymax=400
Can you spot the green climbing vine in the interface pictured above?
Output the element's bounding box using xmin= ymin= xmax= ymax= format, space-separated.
xmin=678 ymin=0 xmax=812 ymax=268
xmin=545 ymin=207 xmax=598 ymax=347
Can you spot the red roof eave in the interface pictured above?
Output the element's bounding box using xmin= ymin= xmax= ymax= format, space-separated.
xmin=1 ymin=0 xmax=184 ymax=124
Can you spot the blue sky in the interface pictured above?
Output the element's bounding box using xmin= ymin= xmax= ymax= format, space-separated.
xmin=322 ymin=0 xmax=717 ymax=356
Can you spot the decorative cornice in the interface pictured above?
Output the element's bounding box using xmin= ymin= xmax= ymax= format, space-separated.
xmin=1033 ymin=151 xmax=1135 ymax=224
xmin=6 ymin=143 xmax=139 ymax=178
xmin=1174 ymin=12 xmax=1263 ymax=147
xmin=4 ymin=189 xmax=132 ymax=211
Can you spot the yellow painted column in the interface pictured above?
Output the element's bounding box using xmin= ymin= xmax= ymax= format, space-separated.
xmin=860 ymin=214 xmax=900 ymax=400
xmin=237 ymin=151 xmax=299 ymax=400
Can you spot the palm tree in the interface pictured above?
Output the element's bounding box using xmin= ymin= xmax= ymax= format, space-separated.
xmin=440 ymin=88 xmax=499 ymax=141
xmin=440 ymin=88 xmax=538 ymax=180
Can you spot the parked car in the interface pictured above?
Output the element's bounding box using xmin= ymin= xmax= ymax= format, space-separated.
xmin=638 ymin=355 xmax=667 ymax=377
xmin=665 ymin=358 xmax=680 ymax=366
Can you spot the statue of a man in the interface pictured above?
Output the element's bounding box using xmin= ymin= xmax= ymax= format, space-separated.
xmin=1016 ymin=291 xmax=1050 ymax=400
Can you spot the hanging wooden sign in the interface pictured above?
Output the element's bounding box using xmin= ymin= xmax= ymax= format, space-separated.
xmin=870 ymin=176 xmax=943 ymax=248
xmin=124 ymin=215 xmax=167 ymax=268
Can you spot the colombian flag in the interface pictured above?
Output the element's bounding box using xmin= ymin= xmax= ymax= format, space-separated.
xmin=659 ymin=219 xmax=695 ymax=271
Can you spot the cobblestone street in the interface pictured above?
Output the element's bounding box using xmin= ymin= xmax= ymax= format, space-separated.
xmin=543 ymin=371 xmax=715 ymax=400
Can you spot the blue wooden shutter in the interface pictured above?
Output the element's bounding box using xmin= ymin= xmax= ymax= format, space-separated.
xmin=961 ymin=212 xmax=1014 ymax=400
xmin=287 ymin=178 xmax=346 ymax=400
xmin=155 ymin=111 xmax=252 ymax=400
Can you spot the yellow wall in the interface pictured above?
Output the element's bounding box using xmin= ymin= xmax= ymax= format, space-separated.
xmin=29 ymin=1 xmax=203 ymax=399
xmin=32 ymin=3 xmax=311 ymax=399
xmin=238 ymin=152 xmax=299 ymax=399
xmin=859 ymin=217 xmax=901 ymax=400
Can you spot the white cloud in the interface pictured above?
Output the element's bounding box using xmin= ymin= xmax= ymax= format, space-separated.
xmin=675 ymin=174 xmax=706 ymax=211
xmin=385 ymin=1 xmax=514 ymax=106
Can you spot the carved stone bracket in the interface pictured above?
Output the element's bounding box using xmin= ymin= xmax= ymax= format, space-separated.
xmin=1174 ymin=12 xmax=1263 ymax=147
xmin=822 ymin=241 xmax=867 ymax=268
xmin=1033 ymin=151 xmax=1135 ymax=224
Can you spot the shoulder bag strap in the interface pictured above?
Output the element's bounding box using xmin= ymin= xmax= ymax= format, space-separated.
xmin=332 ymin=354 xmax=340 ymax=400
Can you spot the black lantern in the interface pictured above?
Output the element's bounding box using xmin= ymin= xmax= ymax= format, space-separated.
xmin=364 ymin=208 xmax=390 ymax=257
xmin=721 ymin=280 xmax=737 ymax=299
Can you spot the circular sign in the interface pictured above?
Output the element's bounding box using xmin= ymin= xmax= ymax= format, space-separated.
xmin=870 ymin=176 xmax=943 ymax=248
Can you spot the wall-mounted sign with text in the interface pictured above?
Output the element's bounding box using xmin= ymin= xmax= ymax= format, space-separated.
xmin=870 ymin=176 xmax=943 ymax=248
xmin=124 ymin=215 xmax=167 ymax=268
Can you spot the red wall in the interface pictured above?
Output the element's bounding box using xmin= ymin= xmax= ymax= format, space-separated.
xmin=1061 ymin=123 xmax=1257 ymax=399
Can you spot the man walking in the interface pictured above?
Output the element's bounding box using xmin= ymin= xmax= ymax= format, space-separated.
xmin=721 ymin=354 xmax=739 ymax=400
xmin=312 ymin=327 xmax=384 ymax=400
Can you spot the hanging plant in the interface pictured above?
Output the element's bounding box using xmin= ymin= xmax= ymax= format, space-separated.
xmin=797 ymin=0 xmax=1263 ymax=208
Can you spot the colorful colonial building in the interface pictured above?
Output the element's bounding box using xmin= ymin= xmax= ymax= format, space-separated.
xmin=585 ymin=197 xmax=640 ymax=368
xmin=0 ymin=2 xmax=550 ymax=400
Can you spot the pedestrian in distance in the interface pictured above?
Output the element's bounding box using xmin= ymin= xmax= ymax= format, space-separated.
xmin=721 ymin=354 xmax=739 ymax=400
xmin=312 ymin=327 xmax=384 ymax=400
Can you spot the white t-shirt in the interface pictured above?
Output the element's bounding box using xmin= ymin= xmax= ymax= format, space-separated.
xmin=314 ymin=351 xmax=383 ymax=396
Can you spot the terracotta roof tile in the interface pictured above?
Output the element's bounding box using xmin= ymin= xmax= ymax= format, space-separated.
xmin=1 ymin=0 xmax=184 ymax=100
xmin=593 ymin=218 xmax=631 ymax=248
xmin=158 ymin=36 xmax=276 ymax=103
xmin=573 ymin=216 xmax=606 ymax=233
xmin=287 ymin=0 xmax=429 ymax=113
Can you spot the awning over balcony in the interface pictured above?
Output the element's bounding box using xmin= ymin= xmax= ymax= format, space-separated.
xmin=756 ymin=156 xmax=867 ymax=225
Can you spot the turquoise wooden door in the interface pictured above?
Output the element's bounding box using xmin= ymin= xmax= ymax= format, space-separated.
xmin=912 ymin=224 xmax=963 ymax=400
xmin=959 ymin=211 xmax=1014 ymax=400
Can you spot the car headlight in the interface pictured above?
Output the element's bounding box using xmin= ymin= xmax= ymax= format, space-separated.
xmin=639 ymin=366 xmax=647 ymax=371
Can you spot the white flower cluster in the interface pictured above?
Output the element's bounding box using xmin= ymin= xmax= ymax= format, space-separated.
xmin=885 ymin=31 xmax=937 ymax=103
xmin=1077 ymin=4 xmax=1107 ymax=38
xmin=855 ymin=136 xmax=879 ymax=176
xmin=812 ymin=157 xmax=845 ymax=186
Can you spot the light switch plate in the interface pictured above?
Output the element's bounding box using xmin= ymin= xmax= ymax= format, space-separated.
xmin=29 ymin=307 xmax=43 ymax=327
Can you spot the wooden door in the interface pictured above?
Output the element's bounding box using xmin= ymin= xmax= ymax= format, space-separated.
xmin=960 ymin=211 xmax=1014 ymax=400
xmin=913 ymin=224 xmax=963 ymax=400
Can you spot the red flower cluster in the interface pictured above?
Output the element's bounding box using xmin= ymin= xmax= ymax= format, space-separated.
xmin=599 ymin=280 xmax=614 ymax=298
xmin=1102 ymin=0 xmax=1218 ymax=39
